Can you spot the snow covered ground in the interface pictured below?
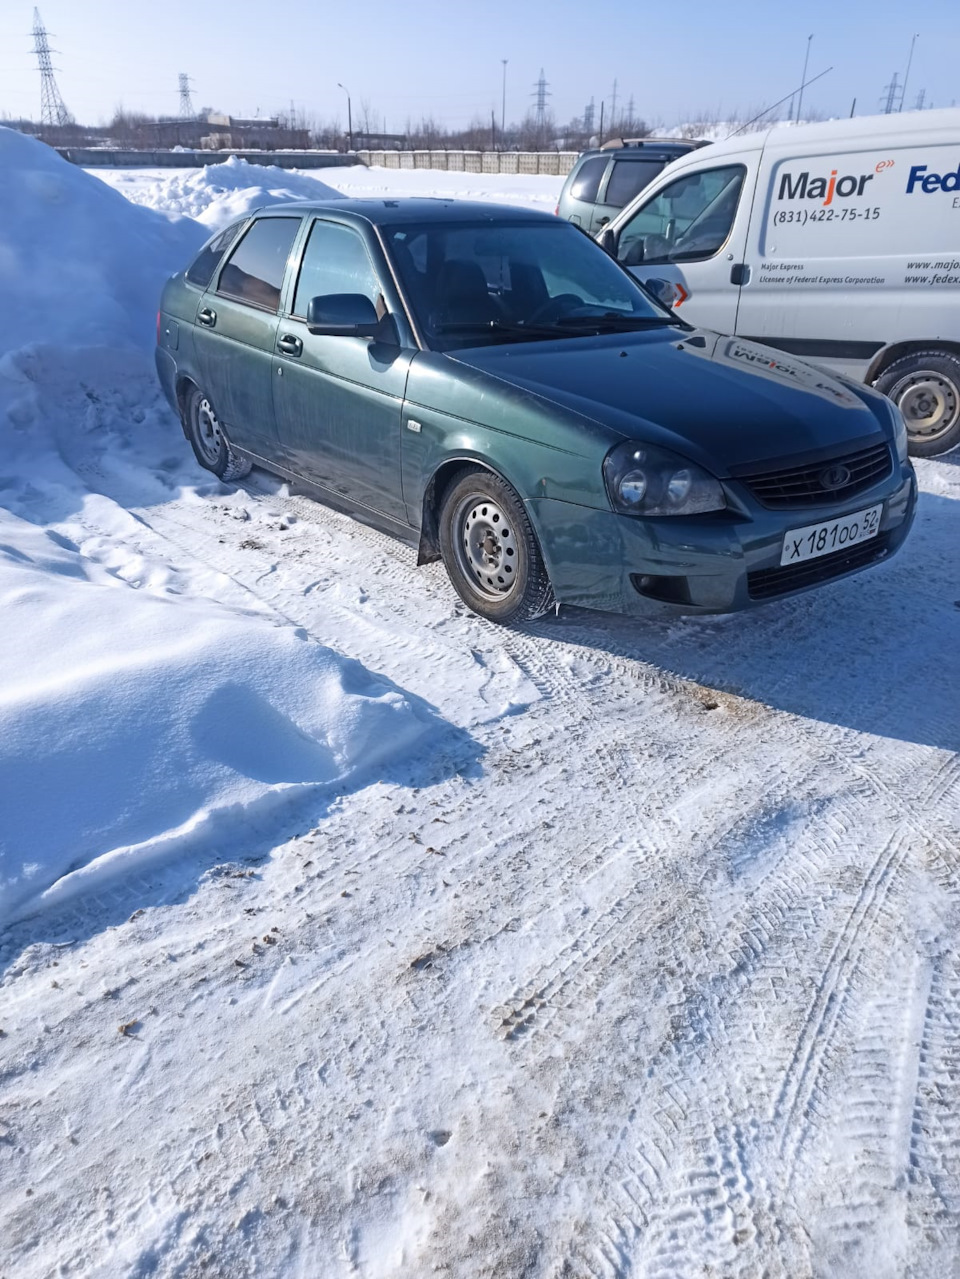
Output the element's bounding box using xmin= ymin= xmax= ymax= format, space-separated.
xmin=1 ymin=139 xmax=959 ymax=1278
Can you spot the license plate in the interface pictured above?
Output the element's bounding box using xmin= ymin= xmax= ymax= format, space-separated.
xmin=780 ymin=504 xmax=882 ymax=566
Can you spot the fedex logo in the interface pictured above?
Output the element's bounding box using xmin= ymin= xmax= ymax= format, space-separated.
xmin=906 ymin=164 xmax=960 ymax=193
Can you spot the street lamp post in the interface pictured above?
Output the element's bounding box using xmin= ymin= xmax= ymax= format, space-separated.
xmin=501 ymin=59 xmax=508 ymax=138
xmin=337 ymin=82 xmax=353 ymax=151
xmin=796 ymin=34 xmax=813 ymax=123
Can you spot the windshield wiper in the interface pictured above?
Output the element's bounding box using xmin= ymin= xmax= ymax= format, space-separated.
xmin=433 ymin=319 xmax=572 ymax=338
xmin=554 ymin=313 xmax=682 ymax=330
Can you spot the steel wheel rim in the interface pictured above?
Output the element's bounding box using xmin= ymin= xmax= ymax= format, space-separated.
xmin=453 ymin=494 xmax=520 ymax=601
xmin=194 ymin=396 xmax=223 ymax=464
xmin=890 ymin=370 xmax=959 ymax=441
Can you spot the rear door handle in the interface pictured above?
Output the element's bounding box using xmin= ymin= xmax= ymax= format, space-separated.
xmin=277 ymin=333 xmax=303 ymax=357
xmin=197 ymin=306 xmax=217 ymax=327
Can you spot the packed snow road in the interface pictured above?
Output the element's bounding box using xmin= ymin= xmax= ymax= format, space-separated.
xmin=1 ymin=144 xmax=959 ymax=1278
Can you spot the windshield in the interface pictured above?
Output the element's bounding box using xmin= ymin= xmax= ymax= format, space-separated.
xmin=384 ymin=219 xmax=674 ymax=350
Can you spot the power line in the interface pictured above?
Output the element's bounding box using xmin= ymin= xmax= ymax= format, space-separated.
xmin=31 ymin=7 xmax=72 ymax=127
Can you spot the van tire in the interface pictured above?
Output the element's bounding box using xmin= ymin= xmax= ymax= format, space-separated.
xmin=874 ymin=350 xmax=960 ymax=457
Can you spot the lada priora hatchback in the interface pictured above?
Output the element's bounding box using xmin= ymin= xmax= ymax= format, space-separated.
xmin=156 ymin=199 xmax=916 ymax=624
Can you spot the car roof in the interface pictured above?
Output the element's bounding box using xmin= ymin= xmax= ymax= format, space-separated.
xmin=575 ymin=141 xmax=699 ymax=163
xmin=250 ymin=197 xmax=560 ymax=226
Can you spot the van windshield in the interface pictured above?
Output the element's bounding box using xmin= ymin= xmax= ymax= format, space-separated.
xmin=386 ymin=219 xmax=676 ymax=350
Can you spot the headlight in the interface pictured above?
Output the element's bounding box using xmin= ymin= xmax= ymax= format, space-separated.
xmin=890 ymin=402 xmax=909 ymax=463
xmin=603 ymin=440 xmax=726 ymax=516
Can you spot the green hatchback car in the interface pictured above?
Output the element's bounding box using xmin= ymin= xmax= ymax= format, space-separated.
xmin=156 ymin=199 xmax=916 ymax=624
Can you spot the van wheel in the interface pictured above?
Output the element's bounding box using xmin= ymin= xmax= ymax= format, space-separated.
xmin=439 ymin=468 xmax=555 ymax=624
xmin=184 ymin=385 xmax=252 ymax=480
xmin=874 ymin=351 xmax=960 ymax=457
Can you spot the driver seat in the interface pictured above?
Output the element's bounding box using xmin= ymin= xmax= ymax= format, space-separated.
xmin=431 ymin=259 xmax=501 ymax=327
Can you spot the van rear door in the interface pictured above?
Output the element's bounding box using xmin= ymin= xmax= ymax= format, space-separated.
xmin=611 ymin=151 xmax=762 ymax=333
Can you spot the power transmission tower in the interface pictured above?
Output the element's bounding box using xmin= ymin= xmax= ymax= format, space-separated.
xmin=31 ymin=8 xmax=72 ymax=127
xmin=915 ymin=88 xmax=926 ymax=110
xmin=532 ymin=68 xmax=551 ymax=133
xmin=626 ymin=94 xmax=635 ymax=128
xmin=881 ymin=71 xmax=900 ymax=114
xmin=178 ymin=73 xmax=195 ymax=119
xmin=583 ymin=98 xmax=595 ymax=133
xmin=610 ymin=78 xmax=619 ymax=129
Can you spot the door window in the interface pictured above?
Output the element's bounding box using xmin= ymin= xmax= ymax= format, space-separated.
xmin=216 ymin=217 xmax=300 ymax=311
xmin=603 ymin=159 xmax=667 ymax=209
xmin=568 ymin=156 xmax=608 ymax=204
xmin=617 ymin=165 xmax=746 ymax=266
xmin=186 ymin=220 xmax=245 ymax=288
xmin=292 ymin=220 xmax=382 ymax=317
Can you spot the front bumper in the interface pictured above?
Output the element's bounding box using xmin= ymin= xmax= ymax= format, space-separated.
xmin=529 ymin=467 xmax=917 ymax=617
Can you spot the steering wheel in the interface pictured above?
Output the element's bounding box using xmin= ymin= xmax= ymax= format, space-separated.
xmin=526 ymin=293 xmax=585 ymax=326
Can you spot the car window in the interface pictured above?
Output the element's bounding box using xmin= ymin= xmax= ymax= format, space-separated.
xmin=617 ymin=165 xmax=745 ymax=267
xmin=292 ymin=220 xmax=382 ymax=318
xmin=604 ymin=159 xmax=668 ymax=208
xmin=568 ymin=156 xmax=608 ymax=204
xmin=216 ymin=217 xmax=300 ymax=311
xmin=185 ymin=221 xmax=245 ymax=288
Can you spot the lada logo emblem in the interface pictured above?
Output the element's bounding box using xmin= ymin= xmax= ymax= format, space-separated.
xmin=819 ymin=464 xmax=851 ymax=490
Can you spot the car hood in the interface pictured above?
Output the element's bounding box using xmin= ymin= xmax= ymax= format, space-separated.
xmin=450 ymin=328 xmax=886 ymax=474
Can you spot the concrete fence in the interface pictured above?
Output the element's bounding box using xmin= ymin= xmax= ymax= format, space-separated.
xmin=57 ymin=148 xmax=362 ymax=170
xmin=356 ymin=150 xmax=579 ymax=176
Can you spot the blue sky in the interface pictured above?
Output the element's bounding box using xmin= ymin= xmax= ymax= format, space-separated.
xmin=1 ymin=0 xmax=957 ymax=129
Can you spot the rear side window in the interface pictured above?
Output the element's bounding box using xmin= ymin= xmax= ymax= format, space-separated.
xmin=568 ymin=156 xmax=608 ymax=204
xmin=217 ymin=217 xmax=300 ymax=311
xmin=185 ymin=221 xmax=245 ymax=288
xmin=604 ymin=159 xmax=668 ymax=208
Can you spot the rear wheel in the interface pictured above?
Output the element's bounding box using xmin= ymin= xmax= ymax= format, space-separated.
xmin=438 ymin=469 xmax=555 ymax=624
xmin=183 ymin=385 xmax=252 ymax=480
xmin=874 ymin=350 xmax=960 ymax=457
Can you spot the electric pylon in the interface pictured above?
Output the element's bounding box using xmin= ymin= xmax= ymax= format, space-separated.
xmin=31 ymin=8 xmax=72 ymax=127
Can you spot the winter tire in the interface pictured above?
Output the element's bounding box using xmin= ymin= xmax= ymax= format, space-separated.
xmin=439 ymin=467 xmax=555 ymax=624
xmin=874 ymin=350 xmax=960 ymax=457
xmin=183 ymin=385 xmax=253 ymax=480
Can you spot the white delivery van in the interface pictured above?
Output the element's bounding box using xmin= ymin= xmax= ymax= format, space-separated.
xmin=600 ymin=108 xmax=960 ymax=455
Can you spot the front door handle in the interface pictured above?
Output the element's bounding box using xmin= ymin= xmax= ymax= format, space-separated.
xmin=730 ymin=263 xmax=751 ymax=286
xmin=277 ymin=333 xmax=303 ymax=357
xmin=197 ymin=306 xmax=217 ymax=327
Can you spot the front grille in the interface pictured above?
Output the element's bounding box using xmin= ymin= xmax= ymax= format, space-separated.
xmin=741 ymin=442 xmax=892 ymax=509
xmin=747 ymin=533 xmax=892 ymax=600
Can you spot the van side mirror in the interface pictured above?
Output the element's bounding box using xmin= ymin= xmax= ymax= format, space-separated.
xmin=306 ymin=293 xmax=380 ymax=337
xmin=597 ymin=226 xmax=618 ymax=256
xmin=643 ymin=278 xmax=681 ymax=308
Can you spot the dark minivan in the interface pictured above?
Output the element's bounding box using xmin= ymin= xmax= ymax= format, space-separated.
xmin=557 ymin=137 xmax=708 ymax=233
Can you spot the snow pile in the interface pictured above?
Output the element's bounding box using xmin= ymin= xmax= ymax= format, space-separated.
xmin=94 ymin=158 xmax=563 ymax=229
xmin=0 ymin=127 xmax=206 ymax=351
xmin=0 ymin=132 xmax=441 ymax=927
xmin=94 ymin=155 xmax=345 ymax=229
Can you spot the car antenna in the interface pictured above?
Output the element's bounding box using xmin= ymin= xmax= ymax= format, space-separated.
xmin=725 ymin=66 xmax=833 ymax=139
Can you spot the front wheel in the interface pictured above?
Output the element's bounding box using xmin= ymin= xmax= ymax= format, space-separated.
xmin=183 ymin=385 xmax=252 ymax=480
xmin=438 ymin=469 xmax=555 ymax=624
xmin=874 ymin=350 xmax=960 ymax=457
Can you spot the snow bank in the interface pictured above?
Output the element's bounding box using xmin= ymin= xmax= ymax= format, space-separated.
xmin=93 ymin=158 xmax=562 ymax=229
xmin=0 ymin=127 xmax=205 ymax=350
xmin=0 ymin=132 xmax=444 ymax=928
xmin=93 ymin=155 xmax=345 ymax=229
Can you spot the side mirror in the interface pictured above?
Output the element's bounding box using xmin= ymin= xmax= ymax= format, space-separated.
xmin=643 ymin=278 xmax=681 ymax=308
xmin=306 ymin=293 xmax=380 ymax=338
xmin=597 ymin=226 xmax=618 ymax=256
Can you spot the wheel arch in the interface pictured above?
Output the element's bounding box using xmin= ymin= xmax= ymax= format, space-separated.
xmin=174 ymin=375 xmax=200 ymax=438
xmin=416 ymin=455 xmax=522 ymax=567
xmin=867 ymin=339 xmax=960 ymax=385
